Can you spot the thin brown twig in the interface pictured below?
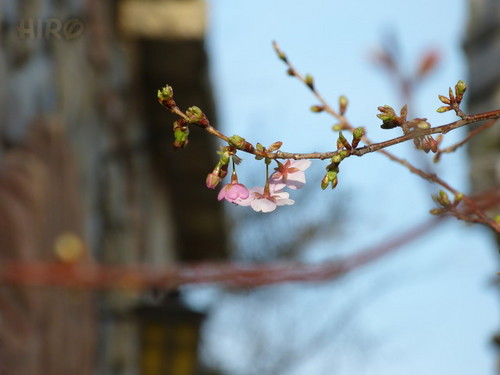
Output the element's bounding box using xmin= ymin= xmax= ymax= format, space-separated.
xmin=435 ymin=118 xmax=498 ymax=159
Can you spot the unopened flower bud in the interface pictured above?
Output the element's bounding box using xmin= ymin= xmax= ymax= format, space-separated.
xmin=206 ymin=172 xmax=221 ymax=189
xmin=455 ymin=80 xmax=467 ymax=96
xmin=438 ymin=190 xmax=450 ymax=206
xmin=321 ymin=167 xmax=339 ymax=190
xmin=448 ymin=87 xmax=455 ymax=103
xmin=327 ymin=170 xmax=337 ymax=180
xmin=305 ymin=74 xmax=314 ymax=89
xmin=331 ymin=176 xmax=338 ymax=189
xmin=352 ymin=127 xmax=365 ymax=148
xmin=331 ymin=154 xmax=342 ymax=164
xmin=229 ymin=135 xmax=245 ymax=148
xmin=310 ymin=105 xmax=324 ymax=113
xmin=417 ymin=121 xmax=431 ymax=130
xmin=158 ymin=85 xmax=173 ymax=101
xmin=277 ymin=51 xmax=287 ymax=62
xmin=186 ymin=106 xmax=203 ymax=123
xmin=339 ymin=95 xmax=348 ymax=115
xmin=436 ymin=106 xmax=452 ymax=113
xmin=438 ymin=95 xmax=450 ymax=105
xmin=268 ymin=141 xmax=283 ymax=152
xmin=173 ymin=120 xmax=189 ymax=149
xmin=400 ymin=105 xmax=408 ymax=121
xmin=158 ymin=85 xmax=176 ymax=109
xmin=332 ymin=124 xmax=342 ymax=132
xmin=228 ymin=135 xmax=255 ymax=152
xmin=337 ymin=132 xmax=351 ymax=150
xmin=377 ymin=105 xmax=401 ymax=129
xmin=321 ymin=174 xmax=329 ymax=190
xmin=427 ymin=136 xmax=438 ymax=153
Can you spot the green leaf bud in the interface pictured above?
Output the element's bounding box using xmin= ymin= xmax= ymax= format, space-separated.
xmin=417 ymin=121 xmax=431 ymax=130
xmin=228 ymin=135 xmax=247 ymax=149
xmin=186 ymin=106 xmax=203 ymax=123
xmin=268 ymin=141 xmax=283 ymax=152
xmin=438 ymin=95 xmax=450 ymax=104
xmin=455 ymin=80 xmax=467 ymax=96
xmin=158 ymin=85 xmax=173 ymax=101
xmin=321 ymin=175 xmax=329 ymax=190
xmin=353 ymin=127 xmax=365 ymax=139
xmin=339 ymin=95 xmax=348 ymax=115
xmin=331 ymin=154 xmax=342 ymax=164
xmin=438 ymin=190 xmax=450 ymax=205
xmin=305 ymin=74 xmax=314 ymax=89
xmin=310 ymin=105 xmax=324 ymax=113
xmin=436 ymin=106 xmax=452 ymax=113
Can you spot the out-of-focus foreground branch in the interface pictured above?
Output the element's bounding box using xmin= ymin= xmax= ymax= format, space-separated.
xmin=0 ymin=217 xmax=442 ymax=290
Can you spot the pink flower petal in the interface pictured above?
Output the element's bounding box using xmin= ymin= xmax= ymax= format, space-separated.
xmin=269 ymin=160 xmax=311 ymax=190
xmin=292 ymin=160 xmax=311 ymax=170
xmin=218 ymin=183 xmax=250 ymax=203
xmin=276 ymin=198 xmax=294 ymax=206
xmin=251 ymin=198 xmax=277 ymax=213
xmin=217 ymin=187 xmax=227 ymax=201
xmin=269 ymin=180 xmax=286 ymax=191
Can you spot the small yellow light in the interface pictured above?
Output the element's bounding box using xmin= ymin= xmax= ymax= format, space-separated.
xmin=54 ymin=232 xmax=85 ymax=263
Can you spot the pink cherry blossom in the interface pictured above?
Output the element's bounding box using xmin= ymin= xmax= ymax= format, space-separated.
xmin=237 ymin=186 xmax=294 ymax=213
xmin=269 ymin=159 xmax=311 ymax=190
xmin=217 ymin=182 xmax=250 ymax=203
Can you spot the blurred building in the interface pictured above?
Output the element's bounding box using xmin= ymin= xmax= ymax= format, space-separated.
xmin=0 ymin=1 xmax=227 ymax=374
xmin=463 ymin=0 xmax=500 ymax=371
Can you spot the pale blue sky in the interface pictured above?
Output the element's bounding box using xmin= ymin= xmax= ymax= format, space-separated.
xmin=189 ymin=1 xmax=499 ymax=374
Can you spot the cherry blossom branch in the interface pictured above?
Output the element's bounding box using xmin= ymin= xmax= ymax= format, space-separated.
xmin=271 ymin=115 xmax=500 ymax=160
xmin=157 ymin=43 xmax=500 ymax=231
xmin=269 ymin=42 xmax=500 ymax=231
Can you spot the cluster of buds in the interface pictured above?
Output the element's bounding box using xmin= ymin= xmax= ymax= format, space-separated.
xmin=157 ymin=86 xmax=211 ymax=149
xmin=436 ymin=80 xmax=467 ymax=115
xmin=157 ymin=85 xmax=175 ymax=109
xmin=186 ymin=106 xmax=209 ymax=128
xmin=404 ymin=117 xmax=439 ymax=153
xmin=321 ymin=133 xmax=349 ymax=190
xmin=377 ymin=104 xmax=407 ymax=129
xmin=321 ymin=162 xmax=339 ymax=190
xmin=377 ymin=104 xmax=440 ymax=154
xmin=413 ymin=134 xmax=439 ymax=153
xmin=429 ymin=190 xmax=463 ymax=215
xmin=172 ymin=119 xmax=189 ymax=149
